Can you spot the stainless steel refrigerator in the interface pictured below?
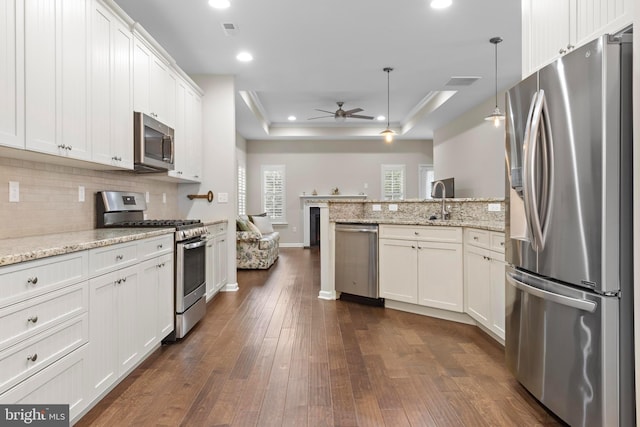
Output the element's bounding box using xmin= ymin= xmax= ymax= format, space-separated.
xmin=504 ymin=31 xmax=633 ymax=427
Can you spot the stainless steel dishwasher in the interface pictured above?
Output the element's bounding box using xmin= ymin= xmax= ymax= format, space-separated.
xmin=335 ymin=223 xmax=380 ymax=301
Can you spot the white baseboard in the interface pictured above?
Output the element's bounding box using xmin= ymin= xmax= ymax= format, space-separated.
xmin=279 ymin=242 xmax=304 ymax=248
xmin=384 ymin=300 xmax=476 ymax=325
xmin=318 ymin=290 xmax=337 ymax=300
xmin=221 ymin=282 xmax=239 ymax=292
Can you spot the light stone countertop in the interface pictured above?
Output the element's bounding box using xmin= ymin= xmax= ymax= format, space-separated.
xmin=0 ymin=228 xmax=175 ymax=267
xmin=331 ymin=218 xmax=505 ymax=232
xmin=327 ymin=197 xmax=505 ymax=203
xmin=202 ymin=219 xmax=228 ymax=227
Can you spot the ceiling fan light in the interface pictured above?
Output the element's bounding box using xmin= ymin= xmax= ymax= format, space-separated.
xmin=236 ymin=51 xmax=253 ymax=62
xmin=208 ymin=0 xmax=230 ymax=9
xmin=380 ymin=128 xmax=395 ymax=143
xmin=377 ymin=115 xmax=386 ymax=121
xmin=335 ymin=115 xmax=346 ymax=122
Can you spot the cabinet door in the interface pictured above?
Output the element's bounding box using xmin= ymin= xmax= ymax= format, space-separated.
xmin=117 ymin=266 xmax=140 ymax=374
xmin=206 ymin=238 xmax=214 ymax=299
xmin=574 ymin=0 xmax=633 ymax=47
xmin=170 ymin=78 xmax=188 ymax=178
xmin=490 ymin=257 xmax=506 ymax=340
xmin=165 ymin=72 xmax=177 ymax=128
xmin=417 ymin=242 xmax=463 ymax=312
xmin=138 ymin=258 xmax=159 ymax=353
xmin=149 ymin=56 xmax=168 ymax=122
xmin=87 ymin=271 xmax=118 ymax=401
xmin=133 ymin=38 xmax=151 ymax=115
xmin=157 ymin=254 xmax=174 ymax=339
xmin=189 ymin=93 xmax=203 ymax=181
xmin=25 ymin=0 xmax=90 ymax=159
xmin=0 ymin=0 xmax=24 ymax=149
xmin=522 ymin=0 xmax=572 ymax=75
xmin=379 ymin=239 xmax=417 ymax=304
xmin=111 ymin=20 xmax=133 ymax=168
xmin=215 ymin=235 xmax=227 ymax=291
xmin=464 ymin=246 xmax=492 ymax=327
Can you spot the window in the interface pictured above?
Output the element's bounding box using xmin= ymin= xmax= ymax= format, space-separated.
xmin=261 ymin=165 xmax=286 ymax=223
xmin=237 ymin=165 xmax=246 ymax=215
xmin=381 ymin=164 xmax=406 ymax=200
xmin=419 ymin=164 xmax=435 ymax=199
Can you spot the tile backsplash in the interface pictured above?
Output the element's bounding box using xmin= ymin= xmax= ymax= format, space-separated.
xmin=0 ymin=157 xmax=180 ymax=239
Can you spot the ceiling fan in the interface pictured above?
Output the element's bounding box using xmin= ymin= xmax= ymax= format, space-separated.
xmin=308 ymin=101 xmax=375 ymax=121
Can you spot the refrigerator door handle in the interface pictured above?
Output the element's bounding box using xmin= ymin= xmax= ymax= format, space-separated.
xmin=522 ymin=91 xmax=539 ymax=248
xmin=506 ymin=271 xmax=597 ymax=313
xmin=539 ymin=93 xmax=555 ymax=247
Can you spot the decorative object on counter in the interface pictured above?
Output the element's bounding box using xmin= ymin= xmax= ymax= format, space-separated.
xmin=187 ymin=190 xmax=214 ymax=203
xmin=312 ymin=189 xmax=318 ymax=195
xmin=380 ymin=67 xmax=395 ymax=143
xmin=331 ymin=187 xmax=340 ymax=195
xmin=485 ymin=36 xmax=505 ymax=127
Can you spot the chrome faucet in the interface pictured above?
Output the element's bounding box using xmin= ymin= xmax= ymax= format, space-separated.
xmin=432 ymin=180 xmax=449 ymax=220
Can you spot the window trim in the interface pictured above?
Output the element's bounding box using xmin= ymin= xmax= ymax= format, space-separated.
xmin=261 ymin=164 xmax=286 ymax=224
xmin=419 ymin=164 xmax=435 ymax=200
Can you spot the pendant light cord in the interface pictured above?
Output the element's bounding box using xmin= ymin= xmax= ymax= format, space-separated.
xmin=384 ymin=67 xmax=393 ymax=128
xmin=494 ymin=42 xmax=498 ymax=108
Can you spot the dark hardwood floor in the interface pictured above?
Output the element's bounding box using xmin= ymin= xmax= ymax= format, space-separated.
xmin=77 ymin=248 xmax=562 ymax=426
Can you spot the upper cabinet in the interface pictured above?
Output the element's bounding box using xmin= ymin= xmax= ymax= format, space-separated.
xmin=522 ymin=0 xmax=633 ymax=76
xmin=25 ymin=0 xmax=91 ymax=160
xmin=91 ymin=1 xmax=134 ymax=169
xmin=168 ymin=78 xmax=202 ymax=182
xmin=0 ymin=0 xmax=24 ymax=149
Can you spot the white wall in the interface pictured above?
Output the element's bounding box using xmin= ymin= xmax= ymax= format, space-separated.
xmin=433 ymin=95 xmax=506 ymax=198
xmin=179 ymin=74 xmax=238 ymax=288
xmin=246 ymin=139 xmax=432 ymax=245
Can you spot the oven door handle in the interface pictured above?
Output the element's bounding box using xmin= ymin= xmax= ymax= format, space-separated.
xmin=181 ymin=238 xmax=207 ymax=250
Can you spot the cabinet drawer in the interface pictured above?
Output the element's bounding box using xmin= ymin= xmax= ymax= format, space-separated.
xmin=490 ymin=232 xmax=505 ymax=253
xmin=0 ymin=252 xmax=88 ymax=308
xmin=0 ymin=313 xmax=88 ymax=394
xmin=379 ymin=225 xmax=462 ymax=243
xmin=89 ymin=242 xmax=138 ymax=277
xmin=138 ymin=235 xmax=173 ymax=259
xmin=465 ymin=228 xmax=490 ymax=248
xmin=0 ymin=281 xmax=88 ymax=350
xmin=0 ymin=345 xmax=88 ymax=422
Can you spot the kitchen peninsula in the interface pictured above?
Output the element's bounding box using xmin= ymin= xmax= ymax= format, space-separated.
xmin=319 ymin=197 xmax=506 ymax=342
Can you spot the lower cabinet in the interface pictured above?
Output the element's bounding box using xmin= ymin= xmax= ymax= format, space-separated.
xmin=464 ymin=229 xmax=506 ymax=340
xmin=379 ymin=225 xmax=463 ymax=312
xmin=139 ymin=253 xmax=174 ymax=351
xmin=206 ymin=222 xmax=228 ymax=301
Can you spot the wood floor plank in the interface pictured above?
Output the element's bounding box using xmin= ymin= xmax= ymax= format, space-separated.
xmin=76 ymin=248 xmax=562 ymax=427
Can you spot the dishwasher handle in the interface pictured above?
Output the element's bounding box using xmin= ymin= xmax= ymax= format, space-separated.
xmin=336 ymin=227 xmax=378 ymax=234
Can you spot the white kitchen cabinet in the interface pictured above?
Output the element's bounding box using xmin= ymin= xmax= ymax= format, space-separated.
xmin=206 ymin=222 xmax=228 ymax=300
xmin=25 ymin=0 xmax=91 ymax=160
xmin=379 ymin=225 xmax=463 ymax=312
xmin=91 ymin=1 xmax=133 ymax=169
xmin=0 ymin=0 xmax=24 ymax=149
xmin=169 ymin=79 xmax=202 ymax=182
xmin=139 ymin=252 xmax=174 ymax=350
xmin=522 ymin=0 xmax=633 ymax=76
xmin=133 ymin=36 xmax=173 ymax=126
xmin=87 ymin=264 xmax=140 ymax=401
xmin=463 ymin=229 xmax=506 ymax=340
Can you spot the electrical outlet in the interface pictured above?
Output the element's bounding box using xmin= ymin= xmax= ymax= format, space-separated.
xmin=372 ymin=204 xmax=382 ymax=211
xmin=292 ymin=226 xmax=297 ymax=232
xmin=145 ymin=191 xmax=150 ymax=203
xmin=218 ymin=192 xmax=228 ymax=203
xmin=389 ymin=204 xmax=398 ymax=211
xmin=162 ymin=193 xmax=166 ymax=204
xmin=488 ymin=203 xmax=501 ymax=212
xmin=78 ymin=186 xmax=85 ymax=202
xmin=9 ymin=181 xmax=19 ymax=202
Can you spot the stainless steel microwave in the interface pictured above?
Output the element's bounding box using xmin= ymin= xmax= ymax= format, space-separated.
xmin=133 ymin=112 xmax=175 ymax=173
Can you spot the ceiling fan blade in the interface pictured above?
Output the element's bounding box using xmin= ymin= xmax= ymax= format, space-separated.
xmin=307 ymin=115 xmax=334 ymax=120
xmin=348 ymin=114 xmax=375 ymax=120
xmin=314 ymin=109 xmax=336 ymax=115
xmin=343 ymin=108 xmax=363 ymax=115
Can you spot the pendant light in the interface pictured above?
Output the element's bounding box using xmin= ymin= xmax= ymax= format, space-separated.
xmin=380 ymin=67 xmax=395 ymax=143
xmin=485 ymin=37 xmax=505 ymax=127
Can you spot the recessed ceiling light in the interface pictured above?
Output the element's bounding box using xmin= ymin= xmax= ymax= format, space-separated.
xmin=377 ymin=115 xmax=386 ymax=121
xmin=208 ymin=0 xmax=230 ymax=9
xmin=236 ymin=51 xmax=253 ymax=62
xmin=288 ymin=115 xmax=296 ymax=121
xmin=430 ymin=0 xmax=452 ymax=9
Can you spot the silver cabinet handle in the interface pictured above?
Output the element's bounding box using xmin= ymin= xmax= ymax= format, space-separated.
xmin=500 ymin=242 xmax=504 ymax=246
xmin=112 ymin=156 xmax=122 ymax=161
xmin=115 ymin=279 xmax=121 ymax=284
xmin=27 ymin=353 xmax=38 ymax=362
xmin=473 ymin=236 xmax=479 ymax=241
xmin=57 ymin=144 xmax=66 ymax=149
xmin=27 ymin=277 xmax=38 ymax=285
xmin=157 ymin=244 xmax=163 ymax=249
xmin=122 ymin=277 xmax=127 ymax=283
xmin=27 ymin=316 xmax=38 ymax=323
xmin=414 ymin=231 xmax=419 ymax=235
xmin=66 ymin=145 xmax=72 ymax=151
xmin=411 ymin=245 xmax=416 ymax=249
xmin=116 ymin=255 xmax=124 ymax=261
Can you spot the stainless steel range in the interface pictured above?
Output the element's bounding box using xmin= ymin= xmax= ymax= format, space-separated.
xmin=96 ymin=191 xmax=207 ymax=340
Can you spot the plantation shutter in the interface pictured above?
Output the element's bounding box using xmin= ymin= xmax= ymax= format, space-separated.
xmin=262 ymin=165 xmax=286 ymax=222
xmin=237 ymin=166 xmax=246 ymax=215
xmin=381 ymin=165 xmax=405 ymax=200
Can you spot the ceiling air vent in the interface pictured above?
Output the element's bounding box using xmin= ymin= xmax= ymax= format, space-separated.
xmin=221 ymin=23 xmax=238 ymax=36
xmin=445 ymin=76 xmax=481 ymax=86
